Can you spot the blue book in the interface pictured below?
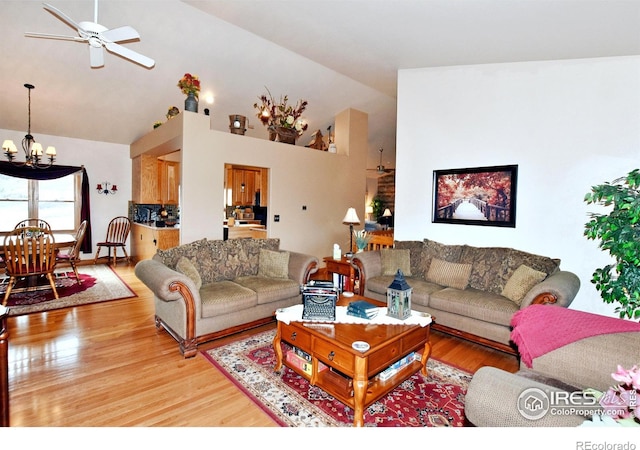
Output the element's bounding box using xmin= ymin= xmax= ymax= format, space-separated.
xmin=348 ymin=300 xmax=379 ymax=318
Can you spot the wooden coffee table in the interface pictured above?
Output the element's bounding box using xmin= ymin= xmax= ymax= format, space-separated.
xmin=273 ymin=294 xmax=432 ymax=427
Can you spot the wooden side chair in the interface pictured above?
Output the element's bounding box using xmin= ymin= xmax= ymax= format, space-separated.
xmin=3 ymin=227 xmax=58 ymax=306
xmin=14 ymin=218 xmax=51 ymax=231
xmin=93 ymin=216 xmax=131 ymax=265
xmin=55 ymin=220 xmax=88 ymax=284
xmin=366 ymin=230 xmax=394 ymax=251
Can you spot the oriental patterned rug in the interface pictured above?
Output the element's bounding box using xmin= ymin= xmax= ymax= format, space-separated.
xmin=202 ymin=329 xmax=472 ymax=427
xmin=0 ymin=264 xmax=137 ymax=316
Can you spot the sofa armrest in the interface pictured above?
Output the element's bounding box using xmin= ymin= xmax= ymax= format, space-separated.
xmin=135 ymin=259 xmax=199 ymax=303
xmin=519 ymin=270 xmax=581 ymax=309
xmin=529 ymin=331 xmax=640 ymax=390
xmin=352 ymin=251 xmax=382 ymax=293
xmin=286 ymin=251 xmax=319 ymax=284
xmin=465 ymin=367 xmax=587 ymax=427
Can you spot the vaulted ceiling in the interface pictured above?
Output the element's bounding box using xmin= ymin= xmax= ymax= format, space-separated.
xmin=1 ymin=0 xmax=639 ymax=171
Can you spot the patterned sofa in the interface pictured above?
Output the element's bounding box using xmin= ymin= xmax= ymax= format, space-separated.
xmin=352 ymin=239 xmax=580 ymax=354
xmin=135 ymin=238 xmax=318 ymax=357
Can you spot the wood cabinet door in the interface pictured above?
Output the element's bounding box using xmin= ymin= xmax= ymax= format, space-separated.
xmin=132 ymin=155 xmax=159 ymax=204
xmin=157 ymin=160 xmax=180 ymax=205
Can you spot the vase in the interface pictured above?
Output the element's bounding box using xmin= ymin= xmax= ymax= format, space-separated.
xmin=276 ymin=126 xmax=297 ymax=145
xmin=184 ymin=92 xmax=198 ymax=113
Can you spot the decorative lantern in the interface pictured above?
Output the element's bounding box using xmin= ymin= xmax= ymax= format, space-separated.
xmin=386 ymin=269 xmax=412 ymax=320
xmin=229 ymin=114 xmax=247 ymax=135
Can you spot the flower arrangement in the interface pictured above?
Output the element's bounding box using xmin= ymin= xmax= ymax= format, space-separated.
xmin=177 ymin=73 xmax=200 ymax=99
xmin=353 ymin=230 xmax=370 ymax=251
xmin=253 ymin=87 xmax=308 ymax=136
xmin=584 ymin=365 xmax=639 ymax=426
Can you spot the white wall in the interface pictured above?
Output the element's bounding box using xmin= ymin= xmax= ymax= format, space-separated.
xmin=133 ymin=108 xmax=369 ymax=262
xmin=396 ymin=56 xmax=640 ymax=317
xmin=0 ymin=128 xmax=132 ymax=260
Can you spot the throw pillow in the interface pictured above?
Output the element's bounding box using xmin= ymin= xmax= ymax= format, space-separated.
xmin=501 ymin=264 xmax=547 ymax=305
xmin=258 ymin=249 xmax=290 ymax=279
xmin=176 ymin=256 xmax=202 ymax=290
xmin=426 ymin=258 xmax=472 ymax=290
xmin=380 ymin=248 xmax=412 ymax=276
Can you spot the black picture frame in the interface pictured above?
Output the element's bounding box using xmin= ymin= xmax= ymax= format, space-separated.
xmin=432 ymin=164 xmax=518 ymax=227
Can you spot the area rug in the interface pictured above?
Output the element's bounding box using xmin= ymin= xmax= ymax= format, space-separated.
xmin=202 ymin=329 xmax=472 ymax=427
xmin=0 ymin=264 xmax=137 ymax=316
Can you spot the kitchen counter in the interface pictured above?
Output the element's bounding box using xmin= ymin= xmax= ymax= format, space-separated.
xmin=133 ymin=222 xmax=180 ymax=230
xmin=223 ymin=219 xmax=262 ymax=226
xmin=226 ymin=224 xmax=267 ymax=239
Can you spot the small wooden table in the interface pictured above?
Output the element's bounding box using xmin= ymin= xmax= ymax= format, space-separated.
xmin=323 ymin=256 xmax=358 ymax=293
xmin=273 ymin=294 xmax=432 ymax=427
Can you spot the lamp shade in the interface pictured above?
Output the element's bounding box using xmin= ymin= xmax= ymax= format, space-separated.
xmin=366 ymin=205 xmax=374 ymax=214
xmin=382 ymin=208 xmax=392 ymax=217
xmin=342 ymin=207 xmax=360 ymax=225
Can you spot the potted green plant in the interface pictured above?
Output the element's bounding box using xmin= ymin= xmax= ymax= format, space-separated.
xmin=370 ymin=196 xmax=385 ymax=221
xmin=584 ymin=169 xmax=640 ymax=319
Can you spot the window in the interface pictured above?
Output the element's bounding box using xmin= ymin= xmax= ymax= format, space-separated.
xmin=0 ymin=173 xmax=80 ymax=232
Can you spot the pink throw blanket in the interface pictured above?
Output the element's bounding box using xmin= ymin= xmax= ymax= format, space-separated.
xmin=510 ymin=305 xmax=640 ymax=368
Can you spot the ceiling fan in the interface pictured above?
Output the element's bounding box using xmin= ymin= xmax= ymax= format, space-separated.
xmin=367 ymin=148 xmax=396 ymax=178
xmin=25 ymin=1 xmax=155 ymax=68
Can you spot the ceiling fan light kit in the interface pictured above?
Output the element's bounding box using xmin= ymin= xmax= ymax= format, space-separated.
xmin=367 ymin=148 xmax=396 ymax=178
xmin=25 ymin=1 xmax=154 ymax=69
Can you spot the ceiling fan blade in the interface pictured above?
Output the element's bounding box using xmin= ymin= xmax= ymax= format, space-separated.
xmin=104 ymin=42 xmax=155 ymax=68
xmin=24 ymin=31 xmax=86 ymax=42
xmin=43 ymin=3 xmax=84 ymax=32
xmin=89 ymin=45 xmax=104 ymax=68
xmin=100 ymin=26 xmax=140 ymax=43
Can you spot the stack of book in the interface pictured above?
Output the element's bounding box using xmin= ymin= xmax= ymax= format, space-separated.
xmin=347 ymin=300 xmax=379 ymax=319
xmin=286 ymin=347 xmax=328 ymax=376
xmin=378 ymin=352 xmax=420 ymax=381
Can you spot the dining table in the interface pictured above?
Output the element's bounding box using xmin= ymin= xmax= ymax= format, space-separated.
xmin=52 ymin=233 xmax=77 ymax=250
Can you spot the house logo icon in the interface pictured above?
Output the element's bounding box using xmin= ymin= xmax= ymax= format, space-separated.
xmin=517 ymin=387 xmax=550 ymax=420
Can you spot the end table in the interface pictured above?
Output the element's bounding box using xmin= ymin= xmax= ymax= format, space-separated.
xmin=323 ymin=256 xmax=359 ymax=294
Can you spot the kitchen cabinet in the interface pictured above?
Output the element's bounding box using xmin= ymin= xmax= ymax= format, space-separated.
xmin=231 ymin=168 xmax=259 ymax=205
xmin=132 ymin=154 xmax=158 ymax=204
xmin=131 ymin=223 xmax=180 ymax=261
xmin=158 ymin=160 xmax=180 ymax=205
xmin=132 ymin=155 xmax=180 ymax=205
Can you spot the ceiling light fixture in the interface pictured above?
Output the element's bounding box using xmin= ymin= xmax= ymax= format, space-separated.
xmin=2 ymin=83 xmax=56 ymax=169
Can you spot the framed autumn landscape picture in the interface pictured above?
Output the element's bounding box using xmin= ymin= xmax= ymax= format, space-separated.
xmin=432 ymin=165 xmax=518 ymax=227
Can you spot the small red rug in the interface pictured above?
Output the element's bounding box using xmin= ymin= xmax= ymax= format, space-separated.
xmin=1 ymin=265 xmax=137 ymax=316
xmin=203 ymin=329 xmax=471 ymax=427
xmin=2 ymin=272 xmax=96 ymax=307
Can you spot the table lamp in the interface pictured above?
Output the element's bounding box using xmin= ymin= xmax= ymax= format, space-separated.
xmin=382 ymin=208 xmax=392 ymax=229
xmin=342 ymin=207 xmax=360 ymax=258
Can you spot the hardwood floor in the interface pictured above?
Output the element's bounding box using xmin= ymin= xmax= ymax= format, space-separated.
xmin=6 ymin=263 xmax=519 ymax=427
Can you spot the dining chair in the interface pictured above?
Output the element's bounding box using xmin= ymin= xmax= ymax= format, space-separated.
xmin=3 ymin=227 xmax=58 ymax=306
xmin=55 ymin=220 xmax=88 ymax=284
xmin=93 ymin=216 xmax=131 ymax=265
xmin=14 ymin=218 xmax=52 ymax=231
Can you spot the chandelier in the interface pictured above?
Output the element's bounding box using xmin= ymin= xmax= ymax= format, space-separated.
xmin=2 ymin=83 xmax=56 ymax=169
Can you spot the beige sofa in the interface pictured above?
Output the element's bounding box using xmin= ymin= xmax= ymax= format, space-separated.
xmin=135 ymin=238 xmax=318 ymax=357
xmin=465 ymin=307 xmax=640 ymax=426
xmin=352 ymin=239 xmax=580 ymax=354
